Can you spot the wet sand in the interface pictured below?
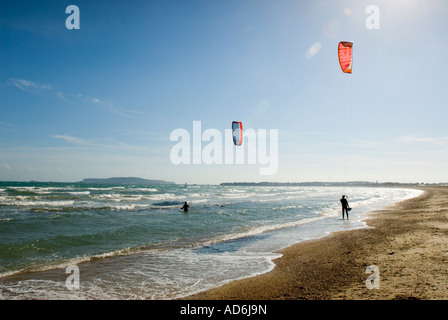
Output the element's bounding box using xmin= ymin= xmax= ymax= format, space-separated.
xmin=185 ymin=186 xmax=448 ymax=300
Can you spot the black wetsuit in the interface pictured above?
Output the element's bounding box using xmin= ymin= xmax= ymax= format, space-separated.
xmin=182 ymin=203 xmax=189 ymax=212
xmin=340 ymin=198 xmax=349 ymax=219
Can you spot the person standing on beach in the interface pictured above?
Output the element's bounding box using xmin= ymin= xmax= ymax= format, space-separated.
xmin=340 ymin=195 xmax=349 ymax=219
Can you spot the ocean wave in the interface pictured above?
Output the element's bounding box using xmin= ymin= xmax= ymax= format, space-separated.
xmin=208 ymin=216 xmax=327 ymax=247
xmin=152 ymin=200 xmax=185 ymax=207
xmin=67 ymin=191 xmax=90 ymax=195
xmin=86 ymin=187 xmax=125 ymax=191
xmin=90 ymin=193 xmax=128 ymax=202
xmin=90 ymin=193 xmax=148 ymax=202
xmin=89 ymin=192 xmax=177 ymax=202
xmin=0 ymin=199 xmax=75 ymax=207
xmin=106 ymin=204 xmax=150 ymax=211
xmin=0 ymin=242 xmax=170 ymax=280
xmin=128 ymin=188 xmax=158 ymax=192
xmin=5 ymin=187 xmax=42 ymax=196
xmin=5 ymin=186 xmax=73 ymax=193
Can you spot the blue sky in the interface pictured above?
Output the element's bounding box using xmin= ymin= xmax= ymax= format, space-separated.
xmin=1 ymin=0 xmax=447 ymax=184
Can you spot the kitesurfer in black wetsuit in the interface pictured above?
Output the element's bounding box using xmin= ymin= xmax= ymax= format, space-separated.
xmin=181 ymin=202 xmax=189 ymax=212
xmin=340 ymin=195 xmax=349 ymax=219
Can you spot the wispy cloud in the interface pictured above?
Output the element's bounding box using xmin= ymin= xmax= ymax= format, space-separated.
xmin=396 ymin=135 xmax=448 ymax=146
xmin=305 ymin=42 xmax=322 ymax=59
xmin=8 ymin=78 xmax=141 ymax=118
xmin=50 ymin=134 xmax=151 ymax=151
xmin=8 ymin=78 xmax=52 ymax=96
xmin=88 ymin=97 xmax=142 ymax=118
xmin=0 ymin=121 xmax=17 ymax=129
xmin=91 ymin=98 xmax=103 ymax=104
xmin=51 ymin=135 xmax=94 ymax=146
xmin=56 ymin=92 xmax=76 ymax=105
xmin=1 ymin=162 xmax=11 ymax=171
xmin=243 ymin=25 xmax=256 ymax=33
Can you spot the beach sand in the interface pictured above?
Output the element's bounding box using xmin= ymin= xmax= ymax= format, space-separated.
xmin=185 ymin=186 xmax=448 ymax=300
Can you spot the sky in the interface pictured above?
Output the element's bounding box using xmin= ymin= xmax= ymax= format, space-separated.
xmin=1 ymin=0 xmax=447 ymax=184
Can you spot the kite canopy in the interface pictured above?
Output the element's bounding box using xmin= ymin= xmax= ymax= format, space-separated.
xmin=232 ymin=121 xmax=243 ymax=146
xmin=338 ymin=41 xmax=353 ymax=74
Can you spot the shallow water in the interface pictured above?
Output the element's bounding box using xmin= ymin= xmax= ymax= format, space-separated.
xmin=0 ymin=182 xmax=422 ymax=299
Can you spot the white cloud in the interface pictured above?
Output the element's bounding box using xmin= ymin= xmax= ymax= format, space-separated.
xmin=66 ymin=93 xmax=140 ymax=118
xmin=8 ymin=78 xmax=141 ymax=118
xmin=56 ymin=92 xmax=75 ymax=105
xmin=305 ymin=42 xmax=322 ymax=59
xmin=0 ymin=121 xmax=16 ymax=129
xmin=91 ymin=98 xmax=103 ymax=104
xmin=50 ymin=135 xmax=153 ymax=152
xmin=51 ymin=135 xmax=94 ymax=146
xmin=396 ymin=135 xmax=448 ymax=146
xmin=243 ymin=26 xmax=256 ymax=33
xmin=1 ymin=162 xmax=11 ymax=170
xmin=8 ymin=78 xmax=52 ymax=95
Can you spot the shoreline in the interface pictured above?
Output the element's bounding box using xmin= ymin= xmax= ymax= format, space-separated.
xmin=184 ymin=186 xmax=448 ymax=300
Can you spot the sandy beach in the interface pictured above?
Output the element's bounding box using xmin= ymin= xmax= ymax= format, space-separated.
xmin=185 ymin=186 xmax=448 ymax=300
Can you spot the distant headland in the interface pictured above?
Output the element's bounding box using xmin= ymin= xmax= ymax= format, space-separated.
xmin=79 ymin=177 xmax=175 ymax=185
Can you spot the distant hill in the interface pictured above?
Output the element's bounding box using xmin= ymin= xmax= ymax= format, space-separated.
xmin=79 ymin=177 xmax=175 ymax=185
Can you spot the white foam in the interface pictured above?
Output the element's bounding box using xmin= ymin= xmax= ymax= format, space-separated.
xmin=129 ymin=188 xmax=158 ymax=192
xmin=0 ymin=197 xmax=75 ymax=207
xmin=145 ymin=193 xmax=177 ymax=201
xmin=86 ymin=187 xmax=122 ymax=191
xmin=68 ymin=191 xmax=90 ymax=195
xmin=108 ymin=204 xmax=149 ymax=210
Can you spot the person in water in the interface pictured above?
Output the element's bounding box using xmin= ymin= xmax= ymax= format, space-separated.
xmin=181 ymin=202 xmax=189 ymax=212
xmin=340 ymin=195 xmax=349 ymax=219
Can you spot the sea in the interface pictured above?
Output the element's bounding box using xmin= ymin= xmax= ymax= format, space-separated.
xmin=0 ymin=181 xmax=422 ymax=300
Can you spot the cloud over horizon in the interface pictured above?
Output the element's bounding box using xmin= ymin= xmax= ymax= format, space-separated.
xmin=7 ymin=78 xmax=140 ymax=118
